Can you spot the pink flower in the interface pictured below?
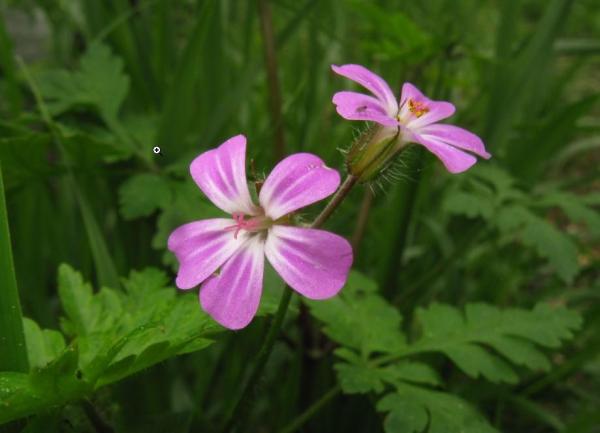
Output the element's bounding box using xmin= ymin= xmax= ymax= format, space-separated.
xmin=332 ymin=64 xmax=491 ymax=173
xmin=168 ymin=135 xmax=353 ymax=330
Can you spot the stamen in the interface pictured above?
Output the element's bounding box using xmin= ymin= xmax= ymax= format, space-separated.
xmin=408 ymin=99 xmax=429 ymax=118
xmin=224 ymin=212 xmax=270 ymax=239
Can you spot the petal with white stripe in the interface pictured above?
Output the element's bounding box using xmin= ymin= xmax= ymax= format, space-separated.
xmin=190 ymin=135 xmax=258 ymax=215
xmin=168 ymin=218 xmax=246 ymax=289
xmin=200 ymin=235 xmax=265 ymax=330
xmin=265 ymin=225 xmax=352 ymax=299
xmin=259 ymin=153 xmax=340 ymax=220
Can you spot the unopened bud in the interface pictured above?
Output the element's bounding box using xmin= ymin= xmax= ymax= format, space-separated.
xmin=346 ymin=126 xmax=406 ymax=182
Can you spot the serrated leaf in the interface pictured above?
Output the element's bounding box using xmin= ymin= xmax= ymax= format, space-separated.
xmin=37 ymin=43 xmax=129 ymax=121
xmin=442 ymin=190 xmax=494 ymax=219
xmin=379 ymin=362 xmax=442 ymax=387
xmin=496 ymin=205 xmax=579 ymax=282
xmin=22 ymin=318 xmax=66 ymax=369
xmin=377 ymin=383 xmax=499 ymax=433
xmin=119 ymin=174 xmax=172 ymax=220
xmin=444 ymin=343 xmax=518 ymax=383
xmin=411 ymin=303 xmax=581 ymax=383
xmin=57 ymin=264 xmax=102 ymax=336
xmin=308 ymin=271 xmax=406 ymax=356
xmin=1 ymin=265 xmax=237 ymax=424
xmin=335 ymin=363 xmax=385 ymax=394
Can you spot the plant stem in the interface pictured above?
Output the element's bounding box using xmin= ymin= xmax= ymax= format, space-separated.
xmin=0 ymin=162 xmax=29 ymax=373
xmin=310 ymin=174 xmax=357 ymax=229
xmin=257 ymin=0 xmax=286 ymax=161
xmin=223 ymin=174 xmax=357 ymax=433
xmin=280 ymin=385 xmax=341 ymax=433
xmin=351 ymin=187 xmax=374 ymax=251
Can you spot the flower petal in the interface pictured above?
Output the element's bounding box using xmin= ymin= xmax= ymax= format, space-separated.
xmin=332 ymin=91 xmax=399 ymax=127
xmin=418 ymin=124 xmax=491 ymax=159
xmin=259 ymin=153 xmax=340 ymax=220
xmin=399 ymin=82 xmax=427 ymax=106
xmin=168 ymin=218 xmax=247 ymax=289
xmin=412 ymin=133 xmax=478 ymax=174
xmin=199 ymin=235 xmax=265 ymax=330
xmin=332 ymin=64 xmax=398 ymax=116
xmin=399 ymin=82 xmax=456 ymax=128
xmin=265 ymin=226 xmax=352 ymax=299
xmin=190 ymin=134 xmax=257 ymax=215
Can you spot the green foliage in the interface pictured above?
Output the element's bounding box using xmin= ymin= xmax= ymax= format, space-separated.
xmin=0 ymin=265 xmax=224 ymax=423
xmin=119 ymin=174 xmax=172 ymax=220
xmin=346 ymin=0 xmax=435 ymax=64
xmin=309 ymin=271 xmax=406 ymax=356
xmin=309 ymin=271 xmax=581 ymax=431
xmin=37 ymin=43 xmax=129 ymax=122
xmin=442 ymin=165 xmax=596 ymax=283
xmin=412 ymin=302 xmax=581 ymax=382
xmin=377 ymin=384 xmax=499 ymax=433
xmin=23 ymin=318 xmax=66 ymax=369
xmin=1 ymin=0 xmax=598 ymax=431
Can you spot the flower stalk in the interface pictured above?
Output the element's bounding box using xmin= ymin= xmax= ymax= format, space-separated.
xmin=223 ymin=173 xmax=357 ymax=433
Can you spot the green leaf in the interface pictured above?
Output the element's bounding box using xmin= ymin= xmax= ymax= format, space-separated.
xmin=0 ymin=265 xmax=232 ymax=423
xmin=410 ymin=303 xmax=582 ymax=383
xmin=379 ymin=362 xmax=442 ymax=387
xmin=537 ymin=190 xmax=600 ymax=237
xmin=308 ymin=271 xmax=406 ymax=356
xmin=57 ymin=263 xmax=102 ymax=336
xmin=119 ymin=174 xmax=172 ymax=220
xmin=496 ymin=205 xmax=579 ymax=282
xmin=377 ymin=383 xmax=499 ymax=433
xmin=335 ymin=360 xmax=441 ymax=395
xmin=0 ymin=347 xmax=90 ymax=424
xmin=335 ymin=362 xmax=385 ymax=394
xmin=37 ymin=43 xmax=129 ymax=122
xmin=442 ymin=190 xmax=494 ymax=220
xmin=22 ymin=318 xmax=66 ymax=369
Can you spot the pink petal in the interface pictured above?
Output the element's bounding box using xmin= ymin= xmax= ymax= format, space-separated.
xmin=412 ymin=133 xmax=478 ymax=174
xmin=399 ymin=82 xmax=427 ymax=106
xmin=331 ymin=64 xmax=398 ymax=115
xmin=259 ymin=153 xmax=340 ymax=220
xmin=265 ymin=226 xmax=353 ymax=299
xmin=200 ymin=236 xmax=265 ymax=330
xmin=332 ymin=91 xmax=399 ymax=127
xmin=418 ymin=124 xmax=491 ymax=159
xmin=399 ymin=82 xmax=456 ymax=128
xmin=190 ymin=134 xmax=258 ymax=215
xmin=168 ymin=219 xmax=247 ymax=289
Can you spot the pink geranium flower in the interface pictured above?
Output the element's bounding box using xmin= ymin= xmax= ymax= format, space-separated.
xmin=332 ymin=64 xmax=491 ymax=173
xmin=168 ymin=135 xmax=353 ymax=330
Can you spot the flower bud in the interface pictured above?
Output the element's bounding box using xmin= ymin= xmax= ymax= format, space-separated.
xmin=346 ymin=125 xmax=406 ymax=182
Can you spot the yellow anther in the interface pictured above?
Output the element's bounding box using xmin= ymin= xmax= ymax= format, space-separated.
xmin=408 ymin=99 xmax=429 ymax=118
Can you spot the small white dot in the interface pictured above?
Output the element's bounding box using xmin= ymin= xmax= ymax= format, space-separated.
xmin=153 ymin=146 xmax=161 ymax=154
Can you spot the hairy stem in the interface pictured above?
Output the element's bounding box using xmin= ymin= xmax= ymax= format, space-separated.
xmin=223 ymin=174 xmax=357 ymax=433
xmin=280 ymin=385 xmax=341 ymax=433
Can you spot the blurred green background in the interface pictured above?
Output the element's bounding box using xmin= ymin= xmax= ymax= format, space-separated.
xmin=0 ymin=0 xmax=599 ymax=432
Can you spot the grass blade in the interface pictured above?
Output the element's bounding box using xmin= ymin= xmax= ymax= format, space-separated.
xmin=0 ymin=162 xmax=29 ymax=373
